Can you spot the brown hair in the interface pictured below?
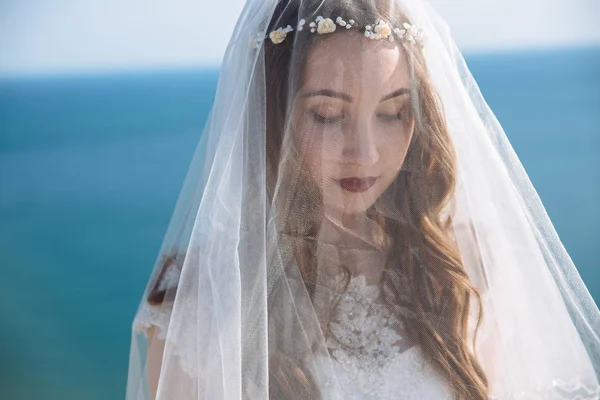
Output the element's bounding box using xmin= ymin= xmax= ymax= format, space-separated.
xmin=264 ymin=0 xmax=489 ymax=399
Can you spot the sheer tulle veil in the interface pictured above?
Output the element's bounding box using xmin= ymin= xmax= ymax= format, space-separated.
xmin=126 ymin=0 xmax=600 ymax=398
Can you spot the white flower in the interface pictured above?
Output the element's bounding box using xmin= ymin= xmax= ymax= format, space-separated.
xmin=374 ymin=20 xmax=391 ymax=39
xmin=392 ymin=22 xmax=422 ymax=45
xmin=269 ymin=27 xmax=288 ymax=44
xmin=335 ymin=16 xmax=347 ymax=27
xmin=402 ymin=22 xmax=419 ymax=43
xmin=317 ymin=17 xmax=336 ymax=34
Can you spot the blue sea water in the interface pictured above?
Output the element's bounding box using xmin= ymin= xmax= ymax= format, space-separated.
xmin=0 ymin=47 xmax=598 ymax=399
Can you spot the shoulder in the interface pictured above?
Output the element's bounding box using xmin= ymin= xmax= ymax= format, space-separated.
xmin=133 ymin=252 xmax=184 ymax=337
xmin=133 ymin=300 xmax=173 ymax=339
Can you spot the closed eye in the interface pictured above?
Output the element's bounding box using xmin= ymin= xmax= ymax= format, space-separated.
xmin=311 ymin=110 xmax=344 ymax=124
xmin=377 ymin=112 xmax=403 ymax=122
xmin=378 ymin=105 xmax=410 ymax=122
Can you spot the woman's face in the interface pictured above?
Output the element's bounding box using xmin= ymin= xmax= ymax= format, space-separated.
xmin=290 ymin=32 xmax=415 ymax=217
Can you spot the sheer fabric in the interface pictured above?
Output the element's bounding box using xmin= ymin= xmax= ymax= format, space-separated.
xmin=126 ymin=0 xmax=600 ymax=399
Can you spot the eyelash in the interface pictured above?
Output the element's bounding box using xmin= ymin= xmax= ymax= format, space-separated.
xmin=311 ymin=111 xmax=344 ymax=124
xmin=377 ymin=112 xmax=404 ymax=122
xmin=310 ymin=110 xmax=405 ymax=124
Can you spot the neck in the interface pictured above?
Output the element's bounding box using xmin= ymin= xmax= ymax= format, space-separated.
xmin=316 ymin=210 xmax=389 ymax=281
xmin=319 ymin=210 xmax=384 ymax=248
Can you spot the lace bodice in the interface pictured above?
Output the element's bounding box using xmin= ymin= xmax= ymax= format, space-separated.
xmin=133 ymin=272 xmax=600 ymax=399
xmin=307 ymin=274 xmax=454 ymax=400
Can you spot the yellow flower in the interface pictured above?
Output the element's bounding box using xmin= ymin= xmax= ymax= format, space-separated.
xmin=317 ymin=18 xmax=336 ymax=34
xmin=269 ymin=28 xmax=287 ymax=44
xmin=374 ymin=21 xmax=391 ymax=39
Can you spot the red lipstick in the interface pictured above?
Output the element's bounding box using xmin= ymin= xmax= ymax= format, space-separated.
xmin=335 ymin=177 xmax=378 ymax=193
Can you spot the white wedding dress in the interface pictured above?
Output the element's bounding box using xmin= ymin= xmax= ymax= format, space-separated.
xmin=134 ymin=271 xmax=455 ymax=399
xmin=306 ymin=274 xmax=454 ymax=400
xmin=134 ymin=268 xmax=600 ymax=400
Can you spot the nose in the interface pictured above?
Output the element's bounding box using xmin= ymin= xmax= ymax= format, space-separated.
xmin=340 ymin=120 xmax=379 ymax=166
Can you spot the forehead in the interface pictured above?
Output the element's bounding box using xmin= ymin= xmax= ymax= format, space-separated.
xmin=300 ymin=32 xmax=411 ymax=96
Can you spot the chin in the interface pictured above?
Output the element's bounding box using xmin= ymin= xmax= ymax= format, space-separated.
xmin=343 ymin=201 xmax=376 ymax=215
xmin=324 ymin=192 xmax=379 ymax=216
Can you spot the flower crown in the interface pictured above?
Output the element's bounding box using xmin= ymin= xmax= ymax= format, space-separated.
xmin=254 ymin=16 xmax=424 ymax=48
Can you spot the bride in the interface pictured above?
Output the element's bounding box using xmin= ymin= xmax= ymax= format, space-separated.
xmin=126 ymin=0 xmax=600 ymax=398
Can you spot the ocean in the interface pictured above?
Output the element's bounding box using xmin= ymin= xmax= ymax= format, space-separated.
xmin=0 ymin=46 xmax=598 ymax=399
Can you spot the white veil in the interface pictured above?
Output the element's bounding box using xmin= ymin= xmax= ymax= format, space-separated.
xmin=126 ymin=0 xmax=600 ymax=399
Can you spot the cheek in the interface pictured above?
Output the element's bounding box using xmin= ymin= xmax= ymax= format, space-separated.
xmin=292 ymin=120 xmax=344 ymax=185
xmin=291 ymin=126 xmax=326 ymax=185
xmin=379 ymin=125 xmax=414 ymax=173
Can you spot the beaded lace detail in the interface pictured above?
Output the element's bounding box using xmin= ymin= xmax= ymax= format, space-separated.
xmin=309 ymin=274 xmax=453 ymax=400
xmin=327 ymin=275 xmax=405 ymax=370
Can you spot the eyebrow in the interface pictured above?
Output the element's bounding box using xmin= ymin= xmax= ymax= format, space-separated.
xmin=301 ymin=88 xmax=410 ymax=103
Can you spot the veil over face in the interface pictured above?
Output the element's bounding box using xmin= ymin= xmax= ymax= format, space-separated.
xmin=287 ymin=31 xmax=415 ymax=218
xmin=126 ymin=0 xmax=600 ymax=399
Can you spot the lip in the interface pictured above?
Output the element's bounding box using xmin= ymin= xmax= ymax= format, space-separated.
xmin=334 ymin=176 xmax=378 ymax=193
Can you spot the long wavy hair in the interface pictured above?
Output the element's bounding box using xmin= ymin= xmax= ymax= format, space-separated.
xmin=264 ymin=0 xmax=489 ymax=399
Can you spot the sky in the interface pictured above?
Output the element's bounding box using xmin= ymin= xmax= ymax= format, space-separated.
xmin=0 ymin=0 xmax=599 ymax=76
